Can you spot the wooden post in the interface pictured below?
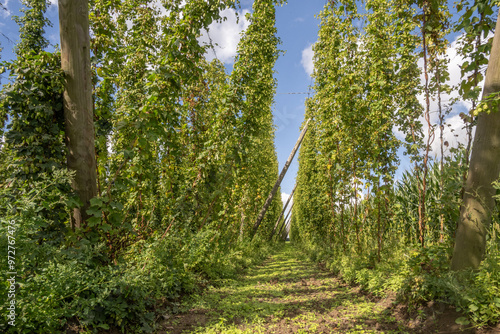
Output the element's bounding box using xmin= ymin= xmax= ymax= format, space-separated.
xmin=250 ymin=118 xmax=311 ymax=240
xmin=269 ymin=183 xmax=296 ymax=240
xmin=58 ymin=0 xmax=97 ymax=229
xmin=451 ymin=11 xmax=500 ymax=270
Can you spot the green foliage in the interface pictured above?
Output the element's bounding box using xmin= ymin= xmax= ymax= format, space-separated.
xmin=294 ymin=151 xmax=500 ymax=326
xmin=293 ymin=0 xmax=423 ymax=260
xmin=397 ymin=244 xmax=452 ymax=306
xmin=4 ymin=0 xmax=499 ymax=330
xmin=0 ymin=0 xmax=286 ymax=331
xmin=455 ymin=0 xmax=496 ymax=103
xmin=0 ymin=169 xmax=77 ymax=333
xmin=292 ymin=0 xmax=499 ymax=327
xmin=448 ymin=253 xmax=500 ymax=326
xmin=14 ymin=0 xmax=51 ymax=55
xmin=0 ymin=0 xmax=65 ymax=183
xmin=393 ymin=151 xmax=467 ymax=244
xmin=0 ymin=51 xmax=65 ymax=182
xmin=297 ymin=230 xmax=500 ymax=326
xmin=0 ymin=171 xmax=279 ymax=333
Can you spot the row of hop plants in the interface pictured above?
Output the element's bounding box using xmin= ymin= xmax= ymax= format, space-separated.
xmin=0 ymin=0 xmax=286 ymax=332
xmin=291 ymin=0 xmax=500 ymax=327
xmin=0 ymin=170 xmax=279 ymax=333
xmin=293 ymin=146 xmax=500 ymax=326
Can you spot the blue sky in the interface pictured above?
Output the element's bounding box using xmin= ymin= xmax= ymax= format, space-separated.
xmin=0 ymin=1 xmax=59 ymax=60
xmin=0 ymin=0 xmax=482 ymax=206
xmin=274 ymin=1 xmax=327 ymax=201
xmin=200 ymin=0 xmax=328 ymax=202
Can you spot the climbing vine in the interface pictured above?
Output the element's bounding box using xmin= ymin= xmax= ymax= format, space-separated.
xmin=0 ymin=0 xmax=285 ymax=332
xmin=293 ymin=0 xmax=500 ymax=326
xmin=1 ymin=0 xmax=499 ymax=331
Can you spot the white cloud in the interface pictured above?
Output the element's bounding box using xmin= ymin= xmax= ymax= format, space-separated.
xmin=48 ymin=0 xmax=57 ymax=7
xmin=301 ymin=43 xmax=314 ymax=76
xmin=1 ymin=0 xmax=12 ymax=18
xmin=148 ymin=0 xmax=186 ymax=17
xmin=430 ymin=113 xmax=474 ymax=159
xmin=198 ymin=8 xmax=251 ymax=64
xmin=412 ymin=34 xmax=488 ymax=160
xmin=48 ymin=33 xmax=59 ymax=46
xmin=281 ymin=192 xmax=293 ymax=207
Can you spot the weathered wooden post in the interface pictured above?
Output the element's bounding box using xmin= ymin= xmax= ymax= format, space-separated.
xmin=58 ymin=0 xmax=97 ymax=229
xmin=451 ymin=11 xmax=500 ymax=270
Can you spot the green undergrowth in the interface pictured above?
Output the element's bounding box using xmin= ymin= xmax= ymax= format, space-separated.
xmin=0 ymin=172 xmax=280 ymax=333
xmin=167 ymin=243 xmax=407 ymax=333
xmin=0 ymin=229 xmax=278 ymax=334
xmin=297 ymin=235 xmax=500 ymax=328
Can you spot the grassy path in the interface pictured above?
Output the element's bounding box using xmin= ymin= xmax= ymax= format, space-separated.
xmin=159 ymin=244 xmax=414 ymax=333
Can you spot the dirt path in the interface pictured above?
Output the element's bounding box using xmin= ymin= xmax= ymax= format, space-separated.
xmin=158 ymin=244 xmax=486 ymax=333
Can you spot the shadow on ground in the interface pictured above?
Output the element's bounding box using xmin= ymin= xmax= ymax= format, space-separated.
xmin=158 ymin=244 xmax=499 ymax=334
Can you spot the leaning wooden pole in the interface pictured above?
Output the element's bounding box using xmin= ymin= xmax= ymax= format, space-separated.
xmin=269 ymin=183 xmax=297 ymax=240
xmin=250 ymin=119 xmax=311 ymax=240
xmin=281 ymin=216 xmax=292 ymax=241
xmin=277 ymin=202 xmax=294 ymax=240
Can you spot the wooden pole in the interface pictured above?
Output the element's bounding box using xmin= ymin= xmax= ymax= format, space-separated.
xmin=58 ymin=0 xmax=97 ymax=229
xmin=250 ymin=119 xmax=311 ymax=240
xmin=281 ymin=216 xmax=292 ymax=241
xmin=451 ymin=11 xmax=500 ymax=270
xmin=269 ymin=183 xmax=296 ymax=240
xmin=277 ymin=201 xmax=294 ymax=240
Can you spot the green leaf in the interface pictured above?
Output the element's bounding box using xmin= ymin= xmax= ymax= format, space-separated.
xmin=455 ymin=317 xmax=470 ymax=325
xmin=87 ymin=216 xmax=102 ymax=227
xmin=97 ymin=323 xmax=110 ymax=330
xmin=87 ymin=208 xmax=102 ymax=218
xmin=100 ymin=223 xmax=112 ymax=232
xmin=90 ymin=197 xmax=104 ymax=207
